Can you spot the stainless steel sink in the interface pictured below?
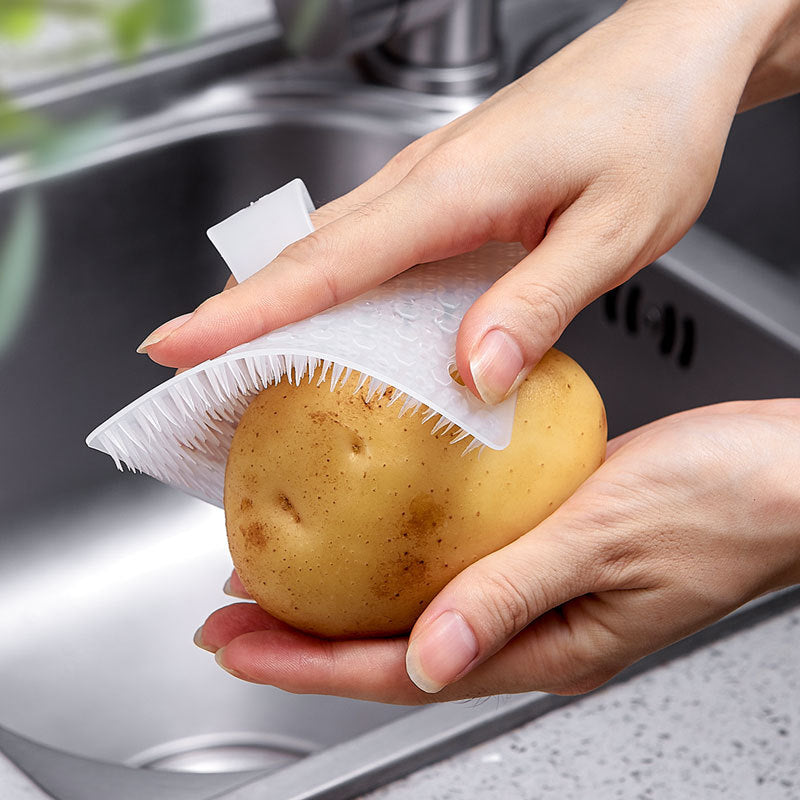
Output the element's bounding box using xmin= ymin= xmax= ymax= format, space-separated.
xmin=1 ymin=7 xmax=799 ymax=800
xmin=0 ymin=73 xmax=460 ymax=796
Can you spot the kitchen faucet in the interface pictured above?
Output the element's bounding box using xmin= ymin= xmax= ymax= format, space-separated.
xmin=273 ymin=0 xmax=501 ymax=93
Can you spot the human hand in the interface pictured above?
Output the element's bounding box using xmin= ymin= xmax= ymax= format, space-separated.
xmin=137 ymin=0 xmax=797 ymax=405
xmin=194 ymin=399 xmax=800 ymax=702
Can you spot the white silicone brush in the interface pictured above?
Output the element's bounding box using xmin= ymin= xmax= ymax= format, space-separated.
xmin=86 ymin=179 xmax=522 ymax=507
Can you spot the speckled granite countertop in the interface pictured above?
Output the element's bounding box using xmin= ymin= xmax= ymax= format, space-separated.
xmin=363 ymin=605 xmax=800 ymax=800
xmin=2 ymin=602 xmax=797 ymax=799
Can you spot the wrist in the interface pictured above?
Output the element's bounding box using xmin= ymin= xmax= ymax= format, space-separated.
xmin=618 ymin=0 xmax=797 ymax=109
xmin=740 ymin=0 xmax=800 ymax=109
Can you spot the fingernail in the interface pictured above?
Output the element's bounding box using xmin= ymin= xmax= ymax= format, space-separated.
xmin=469 ymin=329 xmax=525 ymax=405
xmin=223 ymin=575 xmax=251 ymax=599
xmin=214 ymin=647 xmax=231 ymax=672
xmin=223 ymin=577 xmax=244 ymax=598
xmin=214 ymin=647 xmax=248 ymax=680
xmin=193 ymin=626 xmax=215 ymax=653
xmin=405 ymin=611 xmax=479 ymax=694
xmin=136 ymin=312 xmax=194 ymax=354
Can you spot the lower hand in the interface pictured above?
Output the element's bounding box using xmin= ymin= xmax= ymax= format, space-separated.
xmin=195 ymin=398 xmax=800 ymax=703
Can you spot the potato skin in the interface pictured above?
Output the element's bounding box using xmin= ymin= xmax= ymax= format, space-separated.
xmin=224 ymin=349 xmax=606 ymax=638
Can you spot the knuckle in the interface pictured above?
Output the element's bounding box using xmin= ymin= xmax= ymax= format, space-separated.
xmin=281 ymin=230 xmax=328 ymax=267
xmin=194 ymin=291 xmax=230 ymax=322
xmin=547 ymin=481 xmax=650 ymax=591
xmin=410 ymin=137 xmax=473 ymax=192
xmin=472 ymin=567 xmax=535 ymax=639
xmin=280 ymin=233 xmax=341 ymax=307
xmin=579 ymin=181 xmax=667 ymax=275
xmin=510 ymin=279 xmax=574 ymax=348
xmin=386 ymin=135 xmax=431 ymax=176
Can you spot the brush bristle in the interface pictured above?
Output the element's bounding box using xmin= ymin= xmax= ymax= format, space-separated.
xmin=89 ymin=354 xmax=482 ymax=507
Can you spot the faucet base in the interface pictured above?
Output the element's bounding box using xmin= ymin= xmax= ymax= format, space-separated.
xmin=359 ymin=45 xmax=502 ymax=95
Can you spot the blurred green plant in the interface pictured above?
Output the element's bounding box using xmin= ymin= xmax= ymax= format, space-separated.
xmin=0 ymin=0 xmax=200 ymax=355
xmin=0 ymin=0 xmax=200 ymax=59
xmin=0 ymin=192 xmax=41 ymax=355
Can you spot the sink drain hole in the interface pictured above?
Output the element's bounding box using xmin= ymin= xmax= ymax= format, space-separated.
xmin=128 ymin=732 xmax=316 ymax=774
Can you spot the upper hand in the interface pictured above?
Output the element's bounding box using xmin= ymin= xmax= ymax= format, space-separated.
xmin=195 ymin=398 xmax=800 ymax=703
xmin=137 ymin=0 xmax=788 ymax=405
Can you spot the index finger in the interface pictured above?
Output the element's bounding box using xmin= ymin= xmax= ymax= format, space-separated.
xmin=143 ymin=139 xmax=451 ymax=368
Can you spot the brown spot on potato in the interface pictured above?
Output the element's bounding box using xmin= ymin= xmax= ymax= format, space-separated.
xmin=404 ymin=493 xmax=444 ymax=542
xmin=371 ymin=548 xmax=432 ymax=600
xmin=277 ymin=492 xmax=301 ymax=524
xmin=241 ymin=521 xmax=267 ymax=548
xmin=370 ymin=493 xmax=446 ymax=602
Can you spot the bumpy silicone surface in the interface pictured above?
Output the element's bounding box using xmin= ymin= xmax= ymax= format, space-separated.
xmin=86 ymin=181 xmax=523 ymax=507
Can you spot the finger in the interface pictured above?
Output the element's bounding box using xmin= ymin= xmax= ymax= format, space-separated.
xmin=427 ymin=589 xmax=657 ymax=698
xmin=222 ymin=569 xmax=251 ymax=599
xmin=402 ymin=484 xmax=645 ymax=694
xmin=138 ymin=132 xmax=442 ymax=366
xmin=143 ymin=168 xmax=486 ymax=368
xmin=195 ymin=602 xmax=295 ymax=653
xmin=214 ymin=628 xmax=423 ymax=704
xmin=207 ymin=591 xmax=656 ymax=703
xmin=173 ymin=275 xmax=239 ymax=374
xmin=455 ymin=197 xmax=643 ymax=404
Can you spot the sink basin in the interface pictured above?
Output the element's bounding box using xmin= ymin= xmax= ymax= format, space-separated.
xmin=0 ymin=483 xmax=411 ymax=773
xmin=0 ymin=74 xmax=460 ymax=794
xmin=1 ymin=10 xmax=799 ymax=799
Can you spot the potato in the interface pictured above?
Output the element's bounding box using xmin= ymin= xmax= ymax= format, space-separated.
xmin=224 ymin=349 xmax=606 ymax=638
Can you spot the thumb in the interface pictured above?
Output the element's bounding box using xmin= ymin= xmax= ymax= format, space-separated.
xmin=404 ymin=506 xmax=619 ymax=694
xmin=456 ymin=208 xmax=636 ymax=405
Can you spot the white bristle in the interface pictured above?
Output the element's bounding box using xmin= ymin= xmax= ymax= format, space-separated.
xmin=421 ymin=407 xmax=438 ymax=424
xmin=87 ymin=350 xmax=491 ymax=508
xmin=462 ymin=438 xmax=483 ymax=456
xmin=317 ymin=359 xmax=332 ymax=385
xmin=430 ymin=416 xmax=450 ymax=435
xmin=329 ymin=363 xmax=345 ymax=391
xmin=398 ymin=396 xmax=420 ymax=417
xmin=364 ymin=377 xmax=382 ymax=402
xmin=450 ymin=428 xmax=471 ymax=445
xmin=386 ymin=389 xmax=404 ymax=407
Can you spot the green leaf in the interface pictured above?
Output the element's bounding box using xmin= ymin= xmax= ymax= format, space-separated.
xmin=109 ymin=0 xmax=159 ymax=59
xmin=0 ymin=1 xmax=43 ymax=40
xmin=155 ymin=0 xmax=199 ymax=41
xmin=0 ymin=193 xmax=42 ymax=357
xmin=0 ymin=93 xmax=51 ymax=149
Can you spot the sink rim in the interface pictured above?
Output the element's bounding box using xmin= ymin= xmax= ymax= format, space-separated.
xmin=4 ymin=586 xmax=799 ymax=800
xmin=0 ymin=72 xmax=477 ymax=195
